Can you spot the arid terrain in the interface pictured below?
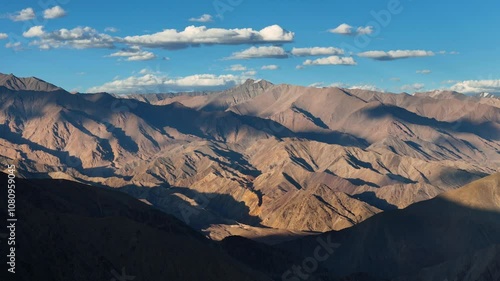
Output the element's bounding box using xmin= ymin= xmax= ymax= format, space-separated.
xmin=1 ymin=73 xmax=499 ymax=280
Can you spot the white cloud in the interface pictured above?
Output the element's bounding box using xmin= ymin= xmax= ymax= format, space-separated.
xmin=123 ymin=24 xmax=294 ymax=50
xmin=27 ymin=26 xmax=116 ymax=49
xmin=401 ymin=83 xmax=425 ymax=92
xmin=10 ymin=8 xmax=35 ymax=22
xmin=356 ymin=26 xmax=374 ymax=35
xmin=227 ymin=64 xmax=247 ymax=71
xmin=228 ymin=46 xmax=288 ymax=59
xmin=326 ymin=82 xmax=384 ymax=92
xmin=17 ymin=23 xmax=296 ymax=54
xmin=88 ymin=73 xmax=246 ymax=94
xmin=296 ymin=65 xmax=305 ymax=70
xmin=105 ymin=27 xmax=119 ymax=33
xmin=291 ymin=47 xmax=344 ymax=56
xmin=348 ymin=84 xmax=383 ymax=91
xmin=43 ymin=6 xmax=66 ymax=19
xmin=439 ymin=50 xmax=460 ymax=55
xmin=5 ymin=42 xmax=21 ymax=49
xmin=303 ymin=56 xmax=356 ymax=66
xmin=450 ymin=79 xmax=500 ymax=94
xmin=329 ymin=23 xmax=353 ymax=35
xmin=23 ymin=26 xmax=45 ymax=38
xmin=261 ymin=64 xmax=279 ymax=70
xmin=108 ymin=47 xmax=157 ymax=61
xmin=242 ymin=70 xmax=257 ymax=76
xmin=329 ymin=23 xmax=374 ymax=35
xmin=416 ymin=69 xmax=432 ymax=74
xmin=21 ymin=24 xmax=294 ymax=51
xmin=0 ymin=33 xmax=8 ymax=40
xmin=309 ymin=82 xmax=324 ymax=88
xmin=189 ymin=14 xmax=214 ymax=23
xmin=328 ymin=82 xmax=348 ymax=88
xmin=390 ymin=77 xmax=401 ymax=82
xmin=358 ymin=50 xmax=435 ymax=61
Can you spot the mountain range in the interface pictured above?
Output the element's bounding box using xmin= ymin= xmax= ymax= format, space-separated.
xmin=0 ymin=73 xmax=499 ymax=280
xmin=1 ymin=170 xmax=499 ymax=280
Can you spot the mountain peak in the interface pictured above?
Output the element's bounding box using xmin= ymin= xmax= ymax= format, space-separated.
xmin=242 ymin=78 xmax=273 ymax=87
xmin=0 ymin=73 xmax=64 ymax=92
xmin=413 ymin=90 xmax=467 ymax=100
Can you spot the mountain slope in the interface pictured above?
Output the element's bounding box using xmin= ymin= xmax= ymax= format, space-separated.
xmin=0 ymin=173 xmax=272 ymax=281
xmin=0 ymin=73 xmax=63 ymax=92
xmin=280 ymin=173 xmax=500 ymax=280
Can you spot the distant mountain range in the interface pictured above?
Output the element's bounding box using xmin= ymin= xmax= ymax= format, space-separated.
xmin=0 ymin=73 xmax=499 ymax=280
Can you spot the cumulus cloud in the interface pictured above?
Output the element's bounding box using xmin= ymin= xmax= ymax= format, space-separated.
xmin=26 ymin=26 xmax=117 ymax=49
xmin=329 ymin=23 xmax=374 ymax=35
xmin=23 ymin=26 xmax=45 ymax=38
xmin=450 ymin=79 xmax=500 ymax=94
xmin=261 ymin=64 xmax=279 ymax=70
xmin=227 ymin=64 xmax=247 ymax=71
xmin=358 ymin=50 xmax=435 ymax=61
xmin=21 ymin=24 xmax=294 ymax=51
xmin=303 ymin=56 xmax=356 ymax=66
xmin=43 ymin=6 xmax=66 ymax=19
xmin=0 ymin=33 xmax=8 ymax=40
xmin=5 ymin=42 xmax=22 ymax=49
xmin=88 ymin=73 xmax=246 ymax=94
xmin=189 ymin=14 xmax=214 ymax=23
xmin=105 ymin=27 xmax=119 ymax=33
xmin=291 ymin=47 xmax=344 ymax=57
xmin=329 ymin=23 xmax=353 ymax=35
xmin=108 ymin=47 xmax=157 ymax=61
xmin=401 ymin=83 xmax=425 ymax=92
xmin=356 ymin=26 xmax=374 ymax=35
xmin=9 ymin=8 xmax=35 ymax=22
xmin=123 ymin=24 xmax=294 ymax=50
xmin=416 ymin=69 xmax=432 ymax=74
xmin=228 ymin=46 xmax=288 ymax=59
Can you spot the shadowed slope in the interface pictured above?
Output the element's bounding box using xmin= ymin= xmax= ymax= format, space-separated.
xmin=0 ymin=174 xmax=272 ymax=281
xmin=280 ymin=173 xmax=500 ymax=280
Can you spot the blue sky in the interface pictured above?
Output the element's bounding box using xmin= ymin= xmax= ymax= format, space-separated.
xmin=1 ymin=0 xmax=499 ymax=94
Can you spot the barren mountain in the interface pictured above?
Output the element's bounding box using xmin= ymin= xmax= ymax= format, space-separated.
xmin=0 ymin=173 xmax=274 ymax=281
xmin=281 ymin=173 xmax=500 ymax=280
xmin=4 ymin=171 xmax=498 ymax=281
xmin=0 ymin=74 xmax=499 ymax=239
xmin=0 ymin=73 xmax=64 ymax=92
